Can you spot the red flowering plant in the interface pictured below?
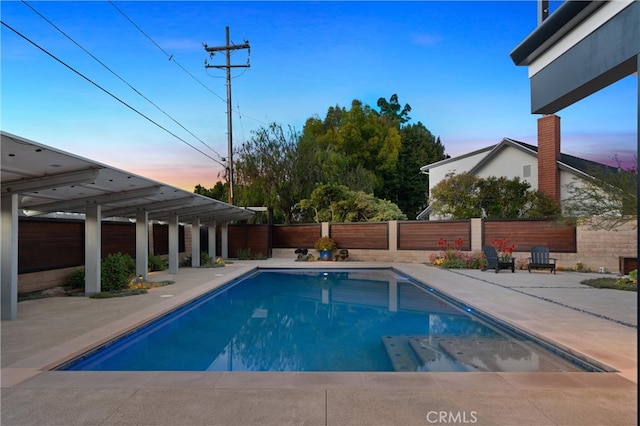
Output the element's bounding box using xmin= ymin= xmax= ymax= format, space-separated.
xmin=492 ymin=238 xmax=516 ymax=262
xmin=430 ymin=238 xmax=466 ymax=268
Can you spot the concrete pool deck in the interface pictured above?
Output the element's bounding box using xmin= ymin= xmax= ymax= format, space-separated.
xmin=1 ymin=259 xmax=637 ymax=425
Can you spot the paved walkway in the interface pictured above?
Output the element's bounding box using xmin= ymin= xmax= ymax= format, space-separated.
xmin=1 ymin=260 xmax=637 ymax=425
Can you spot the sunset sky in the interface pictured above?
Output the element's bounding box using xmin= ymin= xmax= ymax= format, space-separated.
xmin=2 ymin=1 xmax=636 ymax=191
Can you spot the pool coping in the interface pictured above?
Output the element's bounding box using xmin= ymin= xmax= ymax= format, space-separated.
xmin=2 ymin=261 xmax=636 ymax=386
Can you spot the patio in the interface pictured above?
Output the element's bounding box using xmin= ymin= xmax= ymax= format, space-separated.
xmin=1 ymin=259 xmax=637 ymax=425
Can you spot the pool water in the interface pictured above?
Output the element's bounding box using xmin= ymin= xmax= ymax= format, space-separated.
xmin=60 ymin=269 xmax=595 ymax=372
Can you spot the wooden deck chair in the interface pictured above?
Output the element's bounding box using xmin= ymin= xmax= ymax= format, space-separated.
xmin=528 ymin=246 xmax=557 ymax=274
xmin=481 ymin=245 xmax=515 ymax=273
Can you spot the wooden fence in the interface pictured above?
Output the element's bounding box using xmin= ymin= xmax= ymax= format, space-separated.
xmin=16 ymin=217 xmax=581 ymax=273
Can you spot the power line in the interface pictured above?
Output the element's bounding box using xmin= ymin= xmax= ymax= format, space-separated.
xmin=109 ymin=1 xmax=268 ymax=128
xmin=108 ymin=0 xmax=227 ymax=104
xmin=21 ymin=0 xmax=225 ymax=162
xmin=1 ymin=19 xmax=227 ymax=168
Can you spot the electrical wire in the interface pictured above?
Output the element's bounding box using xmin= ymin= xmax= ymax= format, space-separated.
xmin=109 ymin=0 xmax=268 ymax=127
xmin=109 ymin=0 xmax=228 ymax=104
xmin=21 ymin=0 xmax=225 ymax=162
xmin=1 ymin=19 xmax=227 ymax=168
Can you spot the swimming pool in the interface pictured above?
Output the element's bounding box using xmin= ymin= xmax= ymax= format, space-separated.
xmin=58 ymin=268 xmax=602 ymax=372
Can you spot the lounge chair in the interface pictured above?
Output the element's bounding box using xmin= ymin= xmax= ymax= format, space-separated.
xmin=481 ymin=245 xmax=515 ymax=273
xmin=527 ymin=246 xmax=557 ymax=274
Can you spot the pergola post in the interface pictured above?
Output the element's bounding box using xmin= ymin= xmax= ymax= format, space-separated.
xmin=168 ymin=213 xmax=179 ymax=274
xmin=136 ymin=210 xmax=149 ymax=281
xmin=1 ymin=193 xmax=18 ymax=320
xmin=85 ymin=204 xmax=101 ymax=295
xmin=191 ymin=217 xmax=201 ymax=267
xmin=208 ymin=220 xmax=217 ymax=259
xmin=220 ymin=222 xmax=229 ymax=259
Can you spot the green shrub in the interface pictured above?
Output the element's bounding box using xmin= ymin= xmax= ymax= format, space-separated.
xmin=254 ymin=252 xmax=266 ymax=260
xmin=200 ymin=251 xmax=212 ymax=266
xmin=581 ymin=277 xmax=637 ymax=291
xmin=236 ymin=248 xmax=251 ymax=260
xmin=66 ymin=267 xmax=85 ymax=289
xmin=101 ymin=253 xmax=135 ymax=292
xmin=148 ymin=254 xmax=166 ymax=271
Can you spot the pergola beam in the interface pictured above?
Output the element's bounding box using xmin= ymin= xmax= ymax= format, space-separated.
xmin=1 ymin=168 xmax=100 ymax=194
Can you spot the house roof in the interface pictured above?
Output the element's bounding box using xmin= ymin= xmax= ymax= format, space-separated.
xmin=421 ymin=137 xmax=617 ymax=178
xmin=1 ymin=131 xmax=255 ymax=223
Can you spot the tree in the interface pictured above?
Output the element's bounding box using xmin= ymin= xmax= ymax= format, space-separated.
xmin=430 ymin=173 xmax=482 ymax=219
xmin=194 ymin=182 xmax=228 ymax=201
xmin=430 ymin=173 xmax=560 ymax=219
xmin=297 ymin=183 xmax=406 ymax=223
xmin=300 ymin=100 xmax=401 ymax=195
xmin=390 ymin=124 xmax=446 ymax=218
xmin=377 ymin=93 xmax=411 ymax=126
xmin=562 ymin=161 xmax=637 ymax=230
xmin=233 ymin=123 xmax=302 ymax=223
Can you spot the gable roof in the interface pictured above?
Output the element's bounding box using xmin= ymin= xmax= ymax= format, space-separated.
xmin=423 ymin=137 xmax=617 ymax=179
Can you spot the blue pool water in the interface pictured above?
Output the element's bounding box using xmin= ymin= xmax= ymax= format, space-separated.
xmin=59 ymin=269 xmax=598 ymax=372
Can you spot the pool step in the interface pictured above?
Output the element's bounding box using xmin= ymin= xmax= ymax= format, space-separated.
xmin=381 ymin=335 xmax=424 ymax=372
xmin=407 ymin=336 xmax=439 ymax=365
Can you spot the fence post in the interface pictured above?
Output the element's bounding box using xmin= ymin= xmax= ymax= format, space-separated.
xmin=388 ymin=220 xmax=398 ymax=253
xmin=471 ymin=218 xmax=483 ymax=252
xmin=322 ymin=222 xmax=330 ymax=238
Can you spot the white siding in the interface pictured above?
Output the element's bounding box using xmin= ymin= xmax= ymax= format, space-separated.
xmin=474 ymin=146 xmax=538 ymax=188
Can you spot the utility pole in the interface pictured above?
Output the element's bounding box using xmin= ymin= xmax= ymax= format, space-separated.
xmin=204 ymin=27 xmax=250 ymax=205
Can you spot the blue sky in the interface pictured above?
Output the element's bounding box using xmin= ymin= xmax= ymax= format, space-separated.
xmin=1 ymin=1 xmax=637 ymax=190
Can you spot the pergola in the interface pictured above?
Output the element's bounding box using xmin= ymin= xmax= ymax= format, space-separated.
xmin=1 ymin=131 xmax=254 ymax=320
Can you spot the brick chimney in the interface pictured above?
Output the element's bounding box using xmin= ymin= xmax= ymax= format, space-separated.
xmin=537 ymin=114 xmax=561 ymax=203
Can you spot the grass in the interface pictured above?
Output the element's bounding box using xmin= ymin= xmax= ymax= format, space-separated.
xmin=580 ymin=277 xmax=637 ymax=291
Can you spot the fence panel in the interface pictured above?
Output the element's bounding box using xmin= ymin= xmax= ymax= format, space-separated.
xmin=153 ymin=224 xmax=185 ymax=255
xmin=19 ymin=218 xmax=139 ymax=273
xmin=18 ymin=218 xmax=84 ymax=273
xmin=483 ymin=219 xmax=576 ymax=252
xmin=226 ymin=224 xmax=270 ymax=258
xmin=102 ymin=222 xmax=136 ymax=258
xmin=330 ymin=223 xmax=388 ymax=249
xmin=398 ymin=220 xmax=471 ymax=250
xmin=272 ymin=224 xmax=321 ymax=248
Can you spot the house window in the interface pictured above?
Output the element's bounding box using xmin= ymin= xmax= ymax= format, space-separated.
xmin=523 ymin=165 xmax=531 ymax=178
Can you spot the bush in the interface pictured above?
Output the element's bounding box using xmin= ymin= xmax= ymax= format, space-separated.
xmin=101 ymin=253 xmax=135 ymax=292
xmin=66 ymin=267 xmax=85 ymax=289
xmin=148 ymin=254 xmax=166 ymax=271
xmin=200 ymin=251 xmax=213 ymax=265
xmin=580 ymin=277 xmax=637 ymax=291
xmin=236 ymin=248 xmax=251 ymax=260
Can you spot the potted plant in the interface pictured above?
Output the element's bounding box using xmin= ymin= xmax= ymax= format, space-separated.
xmin=314 ymin=236 xmax=337 ymax=261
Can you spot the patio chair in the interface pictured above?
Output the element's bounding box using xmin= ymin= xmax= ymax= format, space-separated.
xmin=527 ymin=246 xmax=557 ymax=274
xmin=481 ymin=245 xmax=515 ymax=273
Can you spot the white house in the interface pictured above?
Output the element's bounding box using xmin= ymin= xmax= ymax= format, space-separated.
xmin=418 ymin=115 xmax=616 ymax=220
